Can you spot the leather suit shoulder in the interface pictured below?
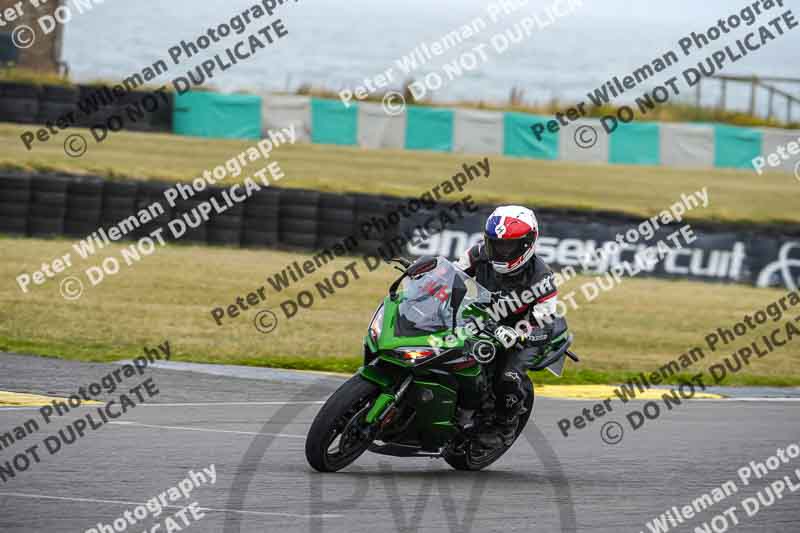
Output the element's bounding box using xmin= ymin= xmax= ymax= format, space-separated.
xmin=528 ymin=256 xmax=558 ymax=301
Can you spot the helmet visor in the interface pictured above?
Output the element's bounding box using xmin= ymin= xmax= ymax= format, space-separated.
xmin=485 ymin=236 xmax=528 ymax=263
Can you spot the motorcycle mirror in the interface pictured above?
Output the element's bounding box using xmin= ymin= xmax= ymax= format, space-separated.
xmin=406 ymin=256 xmax=437 ymax=278
xmin=389 ymin=256 xmax=436 ymax=300
xmin=389 ymin=257 xmax=412 ymax=269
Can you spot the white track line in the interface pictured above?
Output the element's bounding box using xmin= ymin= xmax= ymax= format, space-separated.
xmin=704 ymin=398 xmax=800 ymax=402
xmin=0 ymin=491 xmax=341 ymax=519
xmin=0 ymin=401 xmax=325 ymax=412
xmin=136 ymin=401 xmax=325 ymax=407
xmin=547 ymin=397 xmax=800 ymax=403
xmin=109 ymin=421 xmax=306 ymax=439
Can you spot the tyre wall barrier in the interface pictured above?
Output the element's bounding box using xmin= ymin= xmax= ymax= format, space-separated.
xmin=1 ymin=171 xmax=799 ymax=290
xmin=0 ymin=82 xmax=40 ymax=124
xmin=242 ymin=188 xmax=279 ymax=248
xmin=0 ymin=81 xmax=173 ymax=134
xmin=65 ymin=178 xmax=104 ymax=238
xmin=29 ymin=175 xmax=67 ymax=237
xmin=0 ymin=174 xmax=30 ymax=234
xmin=0 ymin=172 xmax=399 ymax=255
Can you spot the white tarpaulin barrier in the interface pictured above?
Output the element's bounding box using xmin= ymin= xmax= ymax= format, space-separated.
xmin=659 ymin=123 xmax=715 ymax=169
xmin=357 ymin=102 xmax=407 ymax=150
xmin=453 ymin=109 xmax=504 ymax=155
xmin=261 ymin=94 xmax=311 ymax=142
xmin=559 ymin=118 xmax=610 ymax=164
xmin=761 ymin=128 xmax=800 ymax=174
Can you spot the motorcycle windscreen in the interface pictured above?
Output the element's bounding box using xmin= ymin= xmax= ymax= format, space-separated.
xmin=546 ymin=355 xmax=568 ymax=377
xmin=398 ymin=258 xmax=491 ymax=332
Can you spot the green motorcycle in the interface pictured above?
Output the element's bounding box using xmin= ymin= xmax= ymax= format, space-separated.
xmin=305 ymin=256 xmax=579 ymax=472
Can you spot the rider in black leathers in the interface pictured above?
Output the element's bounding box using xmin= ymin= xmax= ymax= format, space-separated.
xmin=456 ymin=205 xmax=568 ymax=443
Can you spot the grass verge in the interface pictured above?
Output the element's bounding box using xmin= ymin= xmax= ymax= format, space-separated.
xmin=1 ymin=235 xmax=798 ymax=387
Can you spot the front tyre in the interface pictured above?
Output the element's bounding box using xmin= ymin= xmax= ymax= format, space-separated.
xmin=306 ymin=375 xmax=380 ymax=472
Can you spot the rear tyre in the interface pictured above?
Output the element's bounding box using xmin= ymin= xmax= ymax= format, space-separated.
xmin=443 ymin=387 xmax=534 ymax=471
xmin=306 ymin=376 xmax=380 ymax=472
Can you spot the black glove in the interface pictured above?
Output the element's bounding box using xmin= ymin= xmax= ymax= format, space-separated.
xmin=524 ymin=326 xmax=552 ymax=346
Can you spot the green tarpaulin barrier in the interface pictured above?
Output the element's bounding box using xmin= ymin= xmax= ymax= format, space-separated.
xmin=504 ymin=113 xmax=558 ymax=160
xmin=714 ymin=125 xmax=763 ymax=169
xmin=310 ymin=98 xmax=357 ymax=145
xmin=405 ymin=106 xmax=454 ymax=152
xmin=173 ymin=91 xmax=261 ymax=139
xmin=608 ymin=122 xmax=660 ymax=166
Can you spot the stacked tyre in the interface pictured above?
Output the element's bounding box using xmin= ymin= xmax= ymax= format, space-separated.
xmin=172 ymin=190 xmax=209 ymax=244
xmin=242 ymin=188 xmax=279 ymax=247
xmin=0 ymin=82 xmax=40 ymax=124
xmin=65 ymin=178 xmax=104 ymax=238
xmin=353 ymin=193 xmax=391 ymax=255
xmin=134 ymin=182 xmax=172 ymax=240
xmin=75 ymin=84 xmax=120 ymax=129
xmin=318 ymin=193 xmax=357 ymax=249
xmin=0 ymin=173 xmax=31 ymax=235
xmin=102 ymin=181 xmax=139 ymax=238
xmin=206 ymin=190 xmax=243 ymax=247
xmin=150 ymin=90 xmax=173 ymax=133
xmin=29 ymin=176 xmax=69 ymax=236
xmin=37 ymin=86 xmax=79 ymax=126
xmin=116 ymin=90 xmax=172 ymax=133
xmin=279 ymin=189 xmax=319 ymax=249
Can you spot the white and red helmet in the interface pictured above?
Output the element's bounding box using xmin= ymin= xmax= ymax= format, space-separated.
xmin=484 ymin=206 xmax=539 ymax=274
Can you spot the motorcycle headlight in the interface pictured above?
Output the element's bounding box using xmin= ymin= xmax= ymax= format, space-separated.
xmin=394 ymin=348 xmax=437 ymax=361
xmin=368 ymin=304 xmax=384 ymax=343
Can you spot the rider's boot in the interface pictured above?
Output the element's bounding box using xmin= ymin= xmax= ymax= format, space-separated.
xmin=495 ymin=399 xmax=530 ymax=446
xmin=495 ymin=415 xmax=520 ymax=446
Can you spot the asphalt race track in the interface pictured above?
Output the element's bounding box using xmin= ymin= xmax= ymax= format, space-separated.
xmin=1 ymin=353 xmax=799 ymax=533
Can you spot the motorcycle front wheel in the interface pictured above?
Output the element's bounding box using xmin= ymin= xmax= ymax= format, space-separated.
xmin=305 ymin=375 xmax=380 ymax=472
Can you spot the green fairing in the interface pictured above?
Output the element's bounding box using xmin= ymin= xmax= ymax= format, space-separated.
xmin=360 ymin=365 xmax=392 ymax=388
xmin=358 ymin=294 xmax=485 ymax=446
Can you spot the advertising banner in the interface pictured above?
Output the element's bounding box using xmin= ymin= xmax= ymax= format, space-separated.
xmin=401 ymin=208 xmax=800 ymax=291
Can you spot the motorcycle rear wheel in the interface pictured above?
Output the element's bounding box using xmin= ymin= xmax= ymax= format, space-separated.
xmin=306 ymin=375 xmax=380 ymax=472
xmin=443 ymin=389 xmax=534 ymax=471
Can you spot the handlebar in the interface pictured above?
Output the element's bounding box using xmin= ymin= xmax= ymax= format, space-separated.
xmin=527 ymin=333 xmax=575 ymax=371
xmin=465 ymin=307 xmax=581 ymax=369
